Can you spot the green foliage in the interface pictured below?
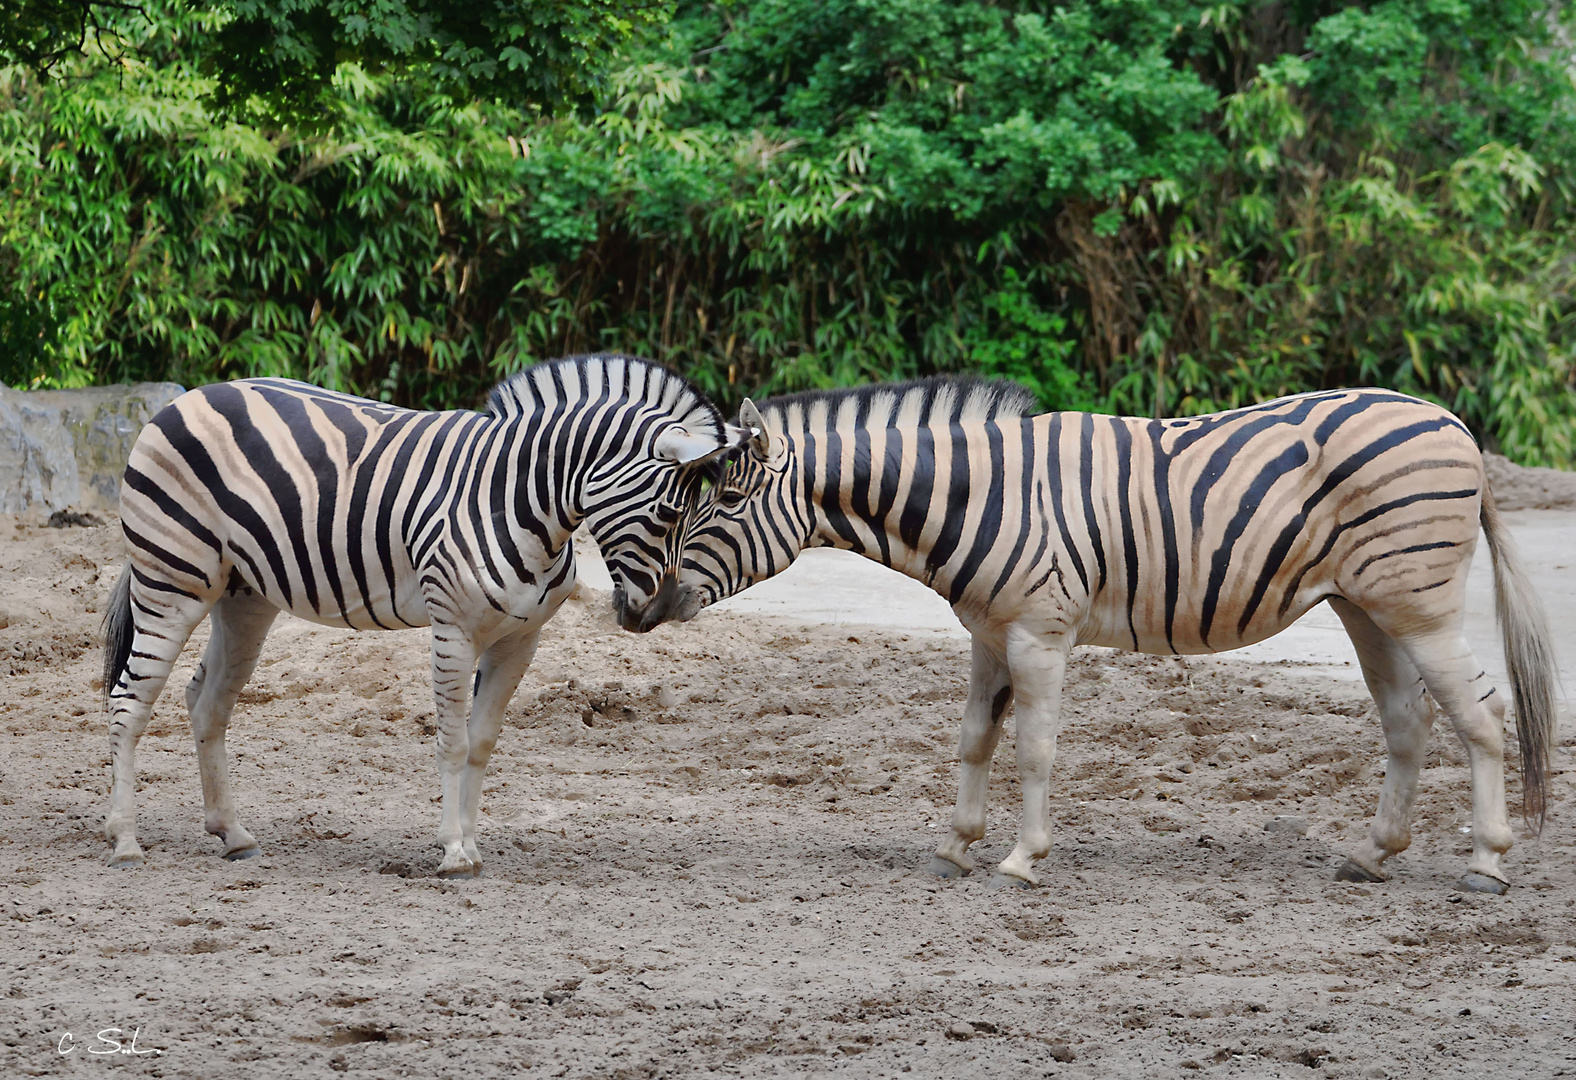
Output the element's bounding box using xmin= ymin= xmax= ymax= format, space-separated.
xmin=1087 ymin=1 xmax=1576 ymax=465
xmin=0 ymin=0 xmax=670 ymax=124
xmin=0 ymin=287 xmax=73 ymax=388
xmin=963 ymin=269 xmax=1095 ymax=412
xmin=0 ymin=2 xmax=143 ymax=71
xmin=2 ymin=0 xmax=1575 ymax=465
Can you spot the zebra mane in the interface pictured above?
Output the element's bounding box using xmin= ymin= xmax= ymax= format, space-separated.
xmin=486 ymin=353 xmax=724 ymax=436
xmin=759 ymin=375 xmax=1038 ymax=429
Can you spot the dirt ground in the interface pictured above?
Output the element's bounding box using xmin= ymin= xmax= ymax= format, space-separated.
xmin=1 ymin=514 xmax=1573 ymax=1079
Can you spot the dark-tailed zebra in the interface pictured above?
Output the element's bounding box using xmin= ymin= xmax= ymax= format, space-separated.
xmin=103 ymin=355 xmax=744 ymax=876
xmin=626 ymin=381 xmax=1557 ymax=893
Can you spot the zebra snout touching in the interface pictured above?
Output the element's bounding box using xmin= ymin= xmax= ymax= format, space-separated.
xmin=613 ymin=575 xmax=702 ymax=633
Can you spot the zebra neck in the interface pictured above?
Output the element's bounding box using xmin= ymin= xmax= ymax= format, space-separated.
xmin=796 ymin=425 xmax=945 ymax=584
xmin=472 ymin=410 xmax=588 ymax=558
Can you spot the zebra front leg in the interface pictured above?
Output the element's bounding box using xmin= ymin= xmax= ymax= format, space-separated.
xmin=430 ymin=623 xmax=480 ymax=878
xmin=1329 ymin=599 xmax=1439 ymax=884
xmin=991 ymin=626 xmax=1072 ymax=889
xmin=930 ymin=635 xmax=1012 ymax=878
xmin=457 ymin=628 xmax=540 ymax=868
xmin=185 ymin=592 xmax=279 ymax=860
xmin=103 ymin=567 xmax=213 ymax=867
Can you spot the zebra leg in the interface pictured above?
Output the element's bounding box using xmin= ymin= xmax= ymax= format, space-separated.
xmin=1399 ymin=631 xmax=1515 ymax=892
xmin=929 ymin=635 xmax=1012 ymax=878
xmin=457 ymin=628 xmax=541 ymax=869
xmin=184 ymin=591 xmax=279 ymax=860
xmin=991 ymin=626 xmax=1072 ymax=889
xmin=105 ymin=573 xmax=215 ymax=867
xmin=430 ymin=622 xmax=481 ymax=878
xmin=1329 ymin=598 xmax=1439 ymax=884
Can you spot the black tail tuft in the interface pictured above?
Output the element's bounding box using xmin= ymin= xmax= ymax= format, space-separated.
xmin=102 ymin=566 xmax=134 ymax=709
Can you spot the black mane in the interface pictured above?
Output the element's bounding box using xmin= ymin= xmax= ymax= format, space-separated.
xmin=485 ymin=353 xmax=723 ymax=437
xmin=760 ymin=374 xmax=1038 ymax=426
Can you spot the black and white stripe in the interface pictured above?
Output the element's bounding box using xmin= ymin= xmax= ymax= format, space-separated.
xmin=103 ymin=354 xmax=742 ymax=875
xmin=639 ymin=383 xmax=1557 ymax=893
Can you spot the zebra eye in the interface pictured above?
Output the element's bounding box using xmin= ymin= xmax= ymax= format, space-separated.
xmin=655 ymin=503 xmax=681 ymax=524
xmin=718 ymin=489 xmax=747 ymax=509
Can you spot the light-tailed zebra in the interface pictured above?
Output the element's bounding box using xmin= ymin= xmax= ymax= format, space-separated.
xmin=629 ymin=381 xmax=1558 ymax=894
xmin=103 ymin=355 xmax=744 ymax=876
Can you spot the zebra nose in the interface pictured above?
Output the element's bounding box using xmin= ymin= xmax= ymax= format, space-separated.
xmin=611 ymin=585 xmax=643 ymax=633
xmin=669 ymin=585 xmax=704 ymax=624
xmin=616 ymin=575 xmax=693 ymax=633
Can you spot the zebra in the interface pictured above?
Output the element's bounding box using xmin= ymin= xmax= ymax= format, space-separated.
xmin=102 ymin=355 xmax=744 ymax=877
xmin=625 ymin=380 xmax=1558 ymax=894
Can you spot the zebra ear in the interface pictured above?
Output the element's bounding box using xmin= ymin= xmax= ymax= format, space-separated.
xmin=739 ymin=398 xmax=772 ymax=460
xmin=653 ymin=424 xmax=730 ymax=466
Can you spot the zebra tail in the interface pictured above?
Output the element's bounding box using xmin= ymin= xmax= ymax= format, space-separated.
xmin=102 ymin=565 xmax=134 ymax=711
xmin=1480 ymin=483 xmax=1557 ymax=832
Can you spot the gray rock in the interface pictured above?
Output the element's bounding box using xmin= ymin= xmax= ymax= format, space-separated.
xmin=0 ymin=387 xmax=81 ymax=513
xmin=0 ymin=382 xmax=184 ymax=513
xmin=1483 ymin=451 xmax=1576 ymax=511
xmin=1263 ymin=815 xmax=1309 ymax=836
xmin=26 ymin=383 xmax=185 ymax=510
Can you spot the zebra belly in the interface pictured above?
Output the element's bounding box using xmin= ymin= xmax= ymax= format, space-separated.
xmin=219 ymin=537 xmax=427 ymax=632
xmin=230 ymin=569 xmax=425 ymax=631
xmin=1070 ymin=570 xmax=1336 ymax=656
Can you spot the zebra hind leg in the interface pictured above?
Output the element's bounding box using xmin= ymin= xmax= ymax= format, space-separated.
xmin=104 ymin=566 xmax=216 ymax=867
xmin=184 ymin=591 xmax=280 ymax=860
xmin=457 ymin=628 xmax=541 ymax=870
xmin=929 ymin=635 xmax=1012 ymax=879
xmin=1328 ymin=598 xmax=1440 ymax=885
xmin=1399 ymin=629 xmax=1515 ymax=893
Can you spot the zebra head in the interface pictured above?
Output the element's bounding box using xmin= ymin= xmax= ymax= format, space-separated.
xmin=547 ymin=358 xmax=748 ymax=632
xmin=657 ymin=397 xmax=805 ymax=620
xmin=592 ymin=424 xmax=743 ymax=633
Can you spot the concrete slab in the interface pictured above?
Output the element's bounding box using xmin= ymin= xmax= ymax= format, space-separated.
xmin=577 ymin=510 xmax=1575 ymax=696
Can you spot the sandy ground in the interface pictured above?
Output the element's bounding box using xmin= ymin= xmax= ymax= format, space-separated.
xmin=2 ymin=514 xmax=1574 ymax=1079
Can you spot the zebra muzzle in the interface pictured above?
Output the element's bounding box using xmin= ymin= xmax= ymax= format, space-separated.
xmin=613 ymin=576 xmax=701 ymax=633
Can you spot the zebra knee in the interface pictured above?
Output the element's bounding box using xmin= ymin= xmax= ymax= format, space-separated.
xmin=433 ymin=733 xmax=468 ymax=769
xmin=466 ymin=740 xmax=499 ymax=769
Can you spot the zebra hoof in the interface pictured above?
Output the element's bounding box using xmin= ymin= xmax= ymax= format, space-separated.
xmin=107 ymin=843 xmax=144 ymax=869
xmin=926 ymin=856 xmax=969 ymax=880
xmin=1333 ymin=858 xmax=1385 ymax=884
xmin=987 ymin=871 xmax=1033 ymax=892
xmin=222 ymin=846 xmax=260 ymax=861
xmin=1455 ymin=872 xmax=1509 ymax=895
